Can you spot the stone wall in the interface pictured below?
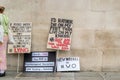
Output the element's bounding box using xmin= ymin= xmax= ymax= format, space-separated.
xmin=1 ymin=0 xmax=120 ymax=71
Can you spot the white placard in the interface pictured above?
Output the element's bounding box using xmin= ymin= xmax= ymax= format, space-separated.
xmin=57 ymin=57 xmax=80 ymax=71
xmin=26 ymin=67 xmax=53 ymax=71
xmin=8 ymin=22 xmax=32 ymax=53
xmin=47 ymin=18 xmax=73 ymax=51
xmin=32 ymin=52 xmax=48 ymax=56
xmin=32 ymin=57 xmax=48 ymax=61
xmin=25 ymin=62 xmax=54 ymax=66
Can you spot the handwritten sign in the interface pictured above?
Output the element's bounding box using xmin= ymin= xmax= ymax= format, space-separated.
xmin=7 ymin=22 xmax=32 ymax=53
xmin=57 ymin=57 xmax=80 ymax=71
xmin=47 ymin=18 xmax=73 ymax=51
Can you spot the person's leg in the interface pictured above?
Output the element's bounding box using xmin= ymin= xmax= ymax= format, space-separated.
xmin=0 ymin=51 xmax=6 ymax=77
xmin=0 ymin=36 xmax=8 ymax=77
xmin=0 ymin=70 xmax=5 ymax=77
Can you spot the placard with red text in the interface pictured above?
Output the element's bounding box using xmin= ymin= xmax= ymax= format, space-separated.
xmin=8 ymin=22 xmax=32 ymax=53
xmin=47 ymin=18 xmax=73 ymax=51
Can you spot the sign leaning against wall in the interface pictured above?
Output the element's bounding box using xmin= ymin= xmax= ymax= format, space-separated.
xmin=7 ymin=22 xmax=32 ymax=53
xmin=24 ymin=51 xmax=56 ymax=72
xmin=57 ymin=57 xmax=80 ymax=71
xmin=47 ymin=18 xmax=73 ymax=51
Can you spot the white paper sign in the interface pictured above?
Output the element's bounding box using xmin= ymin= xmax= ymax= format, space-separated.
xmin=32 ymin=57 xmax=48 ymax=61
xmin=26 ymin=67 xmax=53 ymax=71
xmin=25 ymin=62 xmax=54 ymax=66
xmin=57 ymin=57 xmax=80 ymax=71
xmin=32 ymin=52 xmax=48 ymax=56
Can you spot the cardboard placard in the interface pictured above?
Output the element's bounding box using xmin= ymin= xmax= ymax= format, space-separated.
xmin=8 ymin=22 xmax=32 ymax=53
xmin=47 ymin=18 xmax=73 ymax=51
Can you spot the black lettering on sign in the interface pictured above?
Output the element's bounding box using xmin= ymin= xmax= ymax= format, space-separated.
xmin=49 ymin=18 xmax=73 ymax=38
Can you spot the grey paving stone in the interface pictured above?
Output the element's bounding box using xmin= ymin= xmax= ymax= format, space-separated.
xmin=75 ymin=77 xmax=103 ymax=80
xmin=74 ymin=72 xmax=101 ymax=77
xmin=60 ymin=77 xmax=74 ymax=80
xmin=46 ymin=77 xmax=60 ymax=80
xmin=56 ymin=72 xmax=75 ymax=77
xmin=1 ymin=71 xmax=120 ymax=80
xmin=108 ymin=77 xmax=120 ymax=80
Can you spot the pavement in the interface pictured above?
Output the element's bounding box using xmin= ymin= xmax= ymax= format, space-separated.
xmin=1 ymin=71 xmax=120 ymax=80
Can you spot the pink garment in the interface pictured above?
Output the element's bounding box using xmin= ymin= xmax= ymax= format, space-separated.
xmin=0 ymin=35 xmax=8 ymax=70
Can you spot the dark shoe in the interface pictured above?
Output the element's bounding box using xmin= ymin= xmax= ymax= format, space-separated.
xmin=0 ymin=72 xmax=5 ymax=77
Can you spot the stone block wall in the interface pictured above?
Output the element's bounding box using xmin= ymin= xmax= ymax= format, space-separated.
xmin=1 ymin=0 xmax=120 ymax=71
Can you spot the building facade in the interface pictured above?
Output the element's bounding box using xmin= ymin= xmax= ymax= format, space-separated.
xmin=1 ymin=0 xmax=120 ymax=71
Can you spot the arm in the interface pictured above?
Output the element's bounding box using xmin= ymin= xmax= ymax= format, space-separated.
xmin=2 ymin=14 xmax=9 ymax=35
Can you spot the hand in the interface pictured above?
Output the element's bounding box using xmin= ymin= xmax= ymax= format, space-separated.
xmin=0 ymin=42 xmax=3 ymax=45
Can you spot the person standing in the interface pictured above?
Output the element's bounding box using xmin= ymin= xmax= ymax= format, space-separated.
xmin=0 ymin=6 xmax=9 ymax=77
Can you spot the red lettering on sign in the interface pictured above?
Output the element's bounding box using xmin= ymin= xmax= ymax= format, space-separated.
xmin=62 ymin=46 xmax=69 ymax=50
xmin=14 ymin=48 xmax=29 ymax=53
xmin=56 ymin=43 xmax=67 ymax=46
xmin=51 ymin=45 xmax=59 ymax=49
xmin=63 ymin=38 xmax=70 ymax=45
xmin=48 ymin=38 xmax=70 ymax=50
xmin=55 ymin=38 xmax=62 ymax=44
xmin=48 ymin=42 xmax=54 ymax=45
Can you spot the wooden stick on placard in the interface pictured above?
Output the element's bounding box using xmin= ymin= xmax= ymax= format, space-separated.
xmin=54 ymin=50 xmax=59 ymax=73
xmin=17 ymin=53 xmax=20 ymax=73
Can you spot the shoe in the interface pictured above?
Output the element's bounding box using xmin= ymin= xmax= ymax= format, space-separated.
xmin=0 ymin=72 xmax=5 ymax=77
